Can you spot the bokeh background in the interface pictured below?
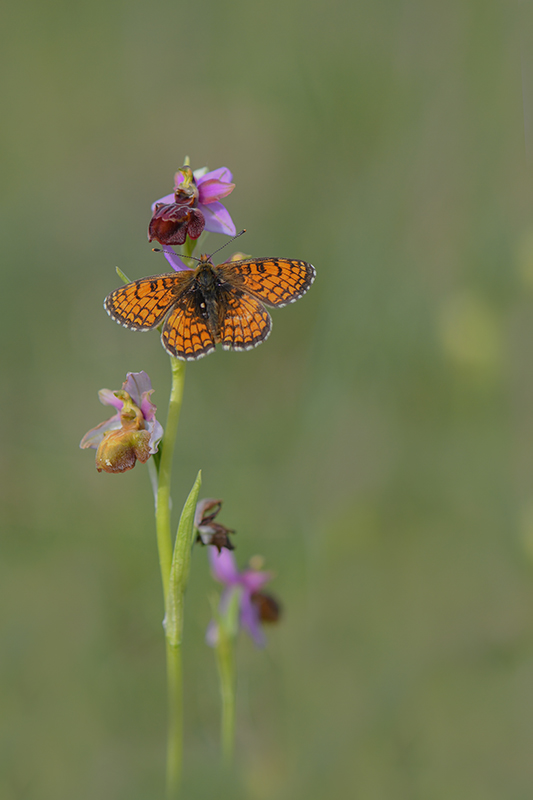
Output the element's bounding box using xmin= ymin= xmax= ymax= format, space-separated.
xmin=2 ymin=1 xmax=533 ymax=797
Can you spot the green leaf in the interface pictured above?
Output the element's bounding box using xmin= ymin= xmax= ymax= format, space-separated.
xmin=165 ymin=470 xmax=202 ymax=647
xmin=115 ymin=265 xmax=132 ymax=284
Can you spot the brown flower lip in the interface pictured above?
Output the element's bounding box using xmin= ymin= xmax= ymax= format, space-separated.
xmin=251 ymin=591 xmax=281 ymax=623
xmin=148 ymin=204 xmax=205 ymax=246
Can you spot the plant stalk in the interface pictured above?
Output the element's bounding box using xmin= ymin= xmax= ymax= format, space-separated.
xmin=156 ymin=358 xmax=186 ymax=600
xmin=153 ymin=356 xmax=186 ymax=797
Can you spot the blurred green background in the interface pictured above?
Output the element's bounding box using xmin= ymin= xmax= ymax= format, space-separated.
xmin=2 ymin=0 xmax=533 ymax=797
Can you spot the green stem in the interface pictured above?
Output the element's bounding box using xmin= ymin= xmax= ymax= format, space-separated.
xmin=165 ymin=641 xmax=182 ymax=800
xmin=182 ymin=234 xmax=200 ymax=269
xmin=156 ymin=357 xmax=186 ymax=601
xmin=153 ymin=356 xmax=186 ymax=798
xmin=213 ymin=587 xmax=240 ymax=765
xmin=216 ymin=631 xmax=236 ymax=765
xmin=163 ymin=469 xmax=202 ymax=797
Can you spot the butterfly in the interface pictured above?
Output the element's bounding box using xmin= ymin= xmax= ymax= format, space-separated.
xmin=104 ymin=255 xmax=316 ymax=361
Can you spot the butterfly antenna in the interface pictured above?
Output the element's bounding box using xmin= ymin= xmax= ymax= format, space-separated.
xmin=151 ymin=229 xmax=246 ymax=263
xmin=151 ymin=247 xmax=202 ymax=263
xmin=207 ymin=229 xmax=246 ymax=260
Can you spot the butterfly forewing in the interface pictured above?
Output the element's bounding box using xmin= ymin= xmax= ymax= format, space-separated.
xmin=218 ymin=258 xmax=315 ymax=308
xmin=104 ymin=273 xmax=191 ymax=330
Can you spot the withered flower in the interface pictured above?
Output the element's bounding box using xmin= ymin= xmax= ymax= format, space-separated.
xmin=80 ymin=371 xmax=163 ymax=473
xmin=194 ymin=498 xmax=235 ymax=552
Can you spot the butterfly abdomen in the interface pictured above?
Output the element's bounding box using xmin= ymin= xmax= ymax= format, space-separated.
xmin=191 ymin=265 xmax=221 ymax=340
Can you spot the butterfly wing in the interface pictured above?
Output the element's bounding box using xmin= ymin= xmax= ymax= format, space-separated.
xmin=217 ymin=258 xmax=315 ymax=308
xmin=105 ymin=257 xmax=315 ymax=358
xmin=104 ymin=273 xmax=191 ymax=330
xmin=161 ymin=291 xmax=216 ymax=360
xmin=217 ymin=288 xmax=271 ymax=351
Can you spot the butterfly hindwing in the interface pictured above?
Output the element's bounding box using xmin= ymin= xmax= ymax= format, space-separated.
xmin=161 ymin=291 xmax=216 ymax=360
xmin=217 ymin=258 xmax=315 ymax=308
xmin=217 ymin=288 xmax=272 ymax=351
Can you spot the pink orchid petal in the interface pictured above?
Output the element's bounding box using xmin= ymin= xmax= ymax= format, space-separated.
xmin=123 ymin=374 xmax=163 ymax=453
xmin=240 ymin=593 xmax=266 ymax=647
xmin=123 ymin=371 xmax=153 ymax=407
xmin=162 ymin=245 xmax=190 ymax=272
xmin=209 ymin=547 xmax=240 ymax=584
xmin=197 ymin=178 xmax=235 ymax=205
xmin=242 ymin=569 xmax=273 ymax=594
xmin=201 ymin=202 xmax=236 ymax=236
xmin=98 ymin=389 xmax=123 ymax=410
xmin=138 ymin=389 xmax=156 ymax=422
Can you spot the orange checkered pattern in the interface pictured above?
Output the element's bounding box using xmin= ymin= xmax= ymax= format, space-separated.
xmin=105 ymin=255 xmax=315 ymax=361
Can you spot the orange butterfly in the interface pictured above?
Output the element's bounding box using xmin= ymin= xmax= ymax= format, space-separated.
xmin=104 ymin=255 xmax=316 ymax=361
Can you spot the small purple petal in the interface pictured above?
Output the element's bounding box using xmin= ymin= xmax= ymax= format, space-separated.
xmin=98 ymin=389 xmax=124 ymax=411
xmin=79 ymin=413 xmax=121 ymax=449
xmin=209 ymin=547 xmax=240 ymax=584
xmin=201 ymin=202 xmax=236 ymax=236
xmin=163 ymin=245 xmax=190 ymax=272
xmin=123 ymin=371 xmax=153 ymax=408
xmin=241 ymin=569 xmax=273 ymax=594
xmin=138 ymin=390 xmax=156 ymax=422
xmin=122 ymin=375 xmax=164 ymax=453
xmin=240 ymin=592 xmax=266 ymax=647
